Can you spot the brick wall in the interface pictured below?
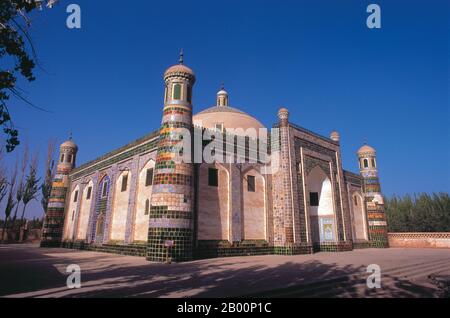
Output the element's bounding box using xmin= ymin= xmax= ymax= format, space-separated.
xmin=388 ymin=233 xmax=450 ymax=249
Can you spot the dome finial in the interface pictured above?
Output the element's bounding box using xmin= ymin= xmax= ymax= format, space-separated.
xmin=216 ymin=83 xmax=229 ymax=107
xmin=179 ymin=49 xmax=184 ymax=65
xmin=330 ymin=130 xmax=340 ymax=142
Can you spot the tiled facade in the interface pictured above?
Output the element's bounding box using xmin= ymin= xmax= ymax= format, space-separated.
xmin=41 ymin=58 xmax=389 ymax=261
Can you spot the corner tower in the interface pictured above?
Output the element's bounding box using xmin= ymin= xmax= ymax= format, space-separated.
xmin=358 ymin=144 xmax=389 ymax=248
xmin=147 ymin=52 xmax=196 ymax=262
xmin=272 ymin=107 xmax=296 ymax=250
xmin=41 ymin=136 xmax=78 ymax=247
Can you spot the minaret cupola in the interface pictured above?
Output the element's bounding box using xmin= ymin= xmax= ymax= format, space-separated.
xmin=58 ymin=133 xmax=78 ymax=174
xmin=163 ymin=50 xmax=196 ymax=105
xmin=216 ymin=83 xmax=229 ymax=107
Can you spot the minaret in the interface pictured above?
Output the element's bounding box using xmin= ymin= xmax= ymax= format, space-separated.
xmin=147 ymin=52 xmax=196 ymax=262
xmin=357 ymin=144 xmax=389 ymax=248
xmin=41 ymin=136 xmax=78 ymax=247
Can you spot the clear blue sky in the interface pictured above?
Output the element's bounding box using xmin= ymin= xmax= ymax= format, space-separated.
xmin=2 ymin=0 xmax=449 ymax=219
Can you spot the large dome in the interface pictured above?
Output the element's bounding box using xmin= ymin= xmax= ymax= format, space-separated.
xmin=194 ymin=106 xmax=265 ymax=134
xmin=193 ymin=87 xmax=265 ymax=135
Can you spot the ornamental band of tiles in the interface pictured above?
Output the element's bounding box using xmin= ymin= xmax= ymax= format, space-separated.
xmin=40 ymin=55 xmax=389 ymax=261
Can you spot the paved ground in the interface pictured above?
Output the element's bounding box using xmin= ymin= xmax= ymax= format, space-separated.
xmin=0 ymin=244 xmax=449 ymax=298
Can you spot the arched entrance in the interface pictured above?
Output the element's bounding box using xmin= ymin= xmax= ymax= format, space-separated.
xmin=306 ymin=166 xmax=336 ymax=244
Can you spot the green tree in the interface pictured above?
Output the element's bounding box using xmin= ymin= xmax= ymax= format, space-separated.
xmin=1 ymin=0 xmax=58 ymax=152
xmin=0 ymin=150 xmax=8 ymax=204
xmin=386 ymin=193 xmax=450 ymax=232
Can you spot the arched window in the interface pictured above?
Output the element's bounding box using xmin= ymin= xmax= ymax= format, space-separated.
xmin=60 ymin=154 xmax=65 ymax=163
xmin=145 ymin=199 xmax=150 ymax=215
xmin=173 ymin=83 xmax=182 ymax=100
xmin=354 ymin=195 xmax=358 ymax=206
xmin=121 ymin=174 xmax=128 ymax=192
xmin=164 ymin=85 xmax=168 ymax=102
xmin=371 ymin=158 xmax=376 ymax=168
xmin=208 ymin=168 xmax=218 ymax=187
xmin=186 ymin=86 xmax=192 ymax=103
xmin=247 ymin=175 xmax=256 ymax=192
xmin=363 ymin=159 xmax=369 ymax=168
xmin=86 ymin=186 xmax=92 ymax=200
xmin=101 ymin=181 xmax=108 ymax=198
xmin=145 ymin=168 xmax=154 ymax=187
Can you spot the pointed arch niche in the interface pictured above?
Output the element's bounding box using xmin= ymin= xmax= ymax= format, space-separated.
xmin=306 ymin=166 xmax=336 ymax=243
xmin=242 ymin=167 xmax=267 ymax=240
xmin=133 ymin=159 xmax=155 ymax=242
xmin=197 ymin=163 xmax=230 ymax=241
xmin=351 ymin=192 xmax=368 ymax=241
xmin=110 ymin=170 xmax=131 ymax=241
xmin=64 ymin=185 xmax=80 ymax=240
xmin=76 ymin=180 xmax=94 ymax=240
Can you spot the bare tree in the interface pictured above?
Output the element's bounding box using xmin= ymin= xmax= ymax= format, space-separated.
xmin=11 ymin=143 xmax=29 ymax=225
xmin=2 ymin=161 xmax=18 ymax=242
xmin=0 ymin=149 xmax=8 ymax=204
xmin=0 ymin=174 xmax=7 ymax=204
xmin=19 ymin=151 xmax=40 ymax=229
xmin=40 ymin=139 xmax=56 ymax=218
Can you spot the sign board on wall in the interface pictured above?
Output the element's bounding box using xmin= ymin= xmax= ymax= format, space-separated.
xmin=320 ymin=218 xmax=335 ymax=242
xmin=164 ymin=240 xmax=174 ymax=247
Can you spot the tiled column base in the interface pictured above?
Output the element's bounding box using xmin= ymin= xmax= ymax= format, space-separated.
xmin=352 ymin=241 xmax=372 ymax=249
xmin=147 ymin=228 xmax=194 ymax=262
xmin=195 ymin=240 xmax=273 ymax=259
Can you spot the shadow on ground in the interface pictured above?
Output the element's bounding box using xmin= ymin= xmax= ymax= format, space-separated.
xmin=0 ymin=245 xmax=442 ymax=298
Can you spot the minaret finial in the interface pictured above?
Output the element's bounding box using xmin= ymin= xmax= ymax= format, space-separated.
xmin=179 ymin=49 xmax=184 ymax=65
xmin=69 ymin=131 xmax=73 ymax=140
xmin=220 ymin=82 xmax=225 ymax=91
